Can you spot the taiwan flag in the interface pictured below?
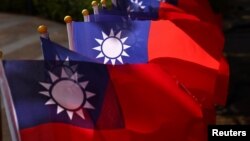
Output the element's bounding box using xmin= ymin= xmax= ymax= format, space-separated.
xmin=71 ymin=20 xmax=228 ymax=115
xmin=99 ymin=0 xmax=224 ymax=61
xmin=0 ymin=59 xmax=207 ymax=141
xmin=109 ymin=0 xmax=181 ymax=20
xmin=71 ymin=11 xmax=228 ymax=105
xmin=71 ymin=21 xmax=219 ymax=82
xmin=94 ymin=5 xmax=224 ymax=61
xmin=99 ymin=1 xmax=225 ymax=61
xmin=0 ymin=60 xmax=124 ymax=141
xmin=110 ymin=0 xmax=219 ymax=26
xmin=98 ymin=2 xmax=225 ymax=61
xmin=72 ymin=20 xmax=219 ymax=69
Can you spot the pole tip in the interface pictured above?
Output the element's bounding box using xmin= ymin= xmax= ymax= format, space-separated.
xmin=82 ymin=9 xmax=89 ymax=16
xmin=37 ymin=25 xmax=48 ymax=34
xmin=101 ymin=0 xmax=106 ymax=5
xmin=64 ymin=15 xmax=73 ymax=23
xmin=91 ymin=1 xmax=98 ymax=7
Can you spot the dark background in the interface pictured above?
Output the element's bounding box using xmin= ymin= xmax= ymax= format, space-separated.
xmin=210 ymin=0 xmax=250 ymax=124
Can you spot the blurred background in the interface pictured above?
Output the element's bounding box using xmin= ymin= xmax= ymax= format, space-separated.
xmin=0 ymin=1 xmax=250 ymax=140
xmin=0 ymin=0 xmax=112 ymax=22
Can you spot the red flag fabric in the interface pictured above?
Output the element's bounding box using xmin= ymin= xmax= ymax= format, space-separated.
xmin=213 ymin=57 xmax=230 ymax=106
xmin=157 ymin=5 xmax=229 ymax=106
xmin=147 ymin=20 xmax=220 ymax=70
xmin=174 ymin=0 xmax=221 ymax=27
xmin=149 ymin=58 xmax=217 ymax=124
xmin=158 ymin=2 xmax=224 ymax=60
xmin=170 ymin=19 xmax=225 ymax=60
xmin=108 ymin=63 xmax=207 ymax=141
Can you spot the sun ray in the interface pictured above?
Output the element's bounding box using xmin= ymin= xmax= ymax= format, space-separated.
xmin=84 ymin=101 xmax=95 ymax=109
xmin=64 ymin=68 xmax=73 ymax=77
xmin=110 ymin=29 xmax=114 ymax=36
xmin=67 ymin=111 xmax=74 ymax=120
xmin=104 ymin=57 xmax=110 ymax=64
xmin=70 ymin=72 xmax=79 ymax=81
xmin=39 ymin=91 xmax=50 ymax=97
xmin=62 ymin=57 xmax=70 ymax=66
xmin=76 ymin=109 xmax=85 ymax=119
xmin=95 ymin=39 xmax=103 ymax=45
xmin=48 ymin=71 xmax=58 ymax=82
xmin=93 ymin=46 xmax=102 ymax=51
xmin=129 ymin=0 xmax=146 ymax=11
xmin=111 ymin=59 xmax=116 ymax=65
xmin=57 ymin=106 xmax=64 ymax=114
xmin=86 ymin=91 xmax=95 ymax=98
xmin=93 ymin=29 xmax=131 ymax=65
xmin=102 ymin=32 xmax=108 ymax=39
xmin=61 ymin=68 xmax=68 ymax=78
xmin=96 ymin=52 xmax=105 ymax=58
xmin=121 ymin=37 xmax=128 ymax=43
xmin=123 ymin=44 xmax=131 ymax=49
xmin=45 ymin=99 xmax=56 ymax=105
xmin=141 ymin=5 xmax=146 ymax=9
xmin=39 ymin=67 xmax=96 ymax=121
xmin=65 ymin=57 xmax=70 ymax=61
xmin=40 ymin=82 xmax=51 ymax=90
xmin=122 ymin=51 xmax=130 ymax=57
xmin=117 ymin=56 xmax=124 ymax=64
xmin=116 ymin=31 xmax=122 ymax=38
xmin=80 ymin=81 xmax=89 ymax=89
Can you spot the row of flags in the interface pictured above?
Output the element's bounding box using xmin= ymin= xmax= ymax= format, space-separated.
xmin=0 ymin=0 xmax=229 ymax=141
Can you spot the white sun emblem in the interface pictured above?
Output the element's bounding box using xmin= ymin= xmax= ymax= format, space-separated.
xmin=93 ymin=29 xmax=131 ymax=65
xmin=39 ymin=67 xmax=95 ymax=120
xmin=127 ymin=0 xmax=146 ymax=12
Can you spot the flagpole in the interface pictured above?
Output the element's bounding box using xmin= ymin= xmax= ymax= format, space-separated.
xmin=37 ymin=25 xmax=49 ymax=39
xmin=0 ymin=52 xmax=21 ymax=141
xmin=92 ymin=1 xmax=99 ymax=22
xmin=0 ymin=51 xmax=2 ymax=141
xmin=64 ymin=15 xmax=74 ymax=50
xmin=82 ymin=9 xmax=90 ymax=22
xmin=101 ymin=0 xmax=107 ymax=9
xmin=92 ymin=1 xmax=99 ymax=15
